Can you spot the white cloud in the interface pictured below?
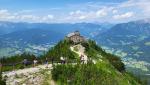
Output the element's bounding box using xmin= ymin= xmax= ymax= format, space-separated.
xmin=112 ymin=10 xmax=118 ymax=14
xmin=42 ymin=15 xmax=54 ymax=22
xmin=20 ymin=15 xmax=35 ymax=20
xmin=75 ymin=10 xmax=83 ymax=15
xmin=113 ymin=12 xmax=134 ymax=19
xmin=18 ymin=10 xmax=33 ymax=14
xmin=47 ymin=15 xmax=54 ymax=19
xmin=0 ymin=9 xmax=16 ymax=20
xmin=78 ymin=15 xmax=87 ymax=20
xmin=20 ymin=15 xmax=40 ymax=21
xmin=68 ymin=8 xmax=109 ymax=22
xmin=96 ymin=9 xmax=107 ymax=17
xmin=68 ymin=10 xmax=88 ymax=20
xmin=69 ymin=10 xmax=84 ymax=16
xmin=0 ymin=9 xmax=55 ymax=23
xmin=0 ymin=9 xmax=9 ymax=15
xmin=20 ymin=14 xmax=55 ymax=22
xmin=119 ymin=0 xmax=150 ymax=17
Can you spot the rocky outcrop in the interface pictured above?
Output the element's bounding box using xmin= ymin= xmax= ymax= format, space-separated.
xmin=3 ymin=64 xmax=53 ymax=85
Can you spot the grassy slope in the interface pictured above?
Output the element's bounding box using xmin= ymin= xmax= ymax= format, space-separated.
xmin=50 ymin=40 xmax=142 ymax=85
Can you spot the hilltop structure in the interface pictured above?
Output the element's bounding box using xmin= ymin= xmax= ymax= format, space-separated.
xmin=66 ymin=31 xmax=85 ymax=43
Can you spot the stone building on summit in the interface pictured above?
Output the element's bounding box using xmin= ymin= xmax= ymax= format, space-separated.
xmin=66 ymin=31 xmax=85 ymax=43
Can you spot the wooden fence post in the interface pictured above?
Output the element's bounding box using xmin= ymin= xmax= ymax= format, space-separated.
xmin=0 ymin=63 xmax=2 ymax=80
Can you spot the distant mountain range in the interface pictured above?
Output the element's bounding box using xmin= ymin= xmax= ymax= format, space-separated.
xmin=0 ymin=22 xmax=112 ymax=57
xmin=0 ymin=22 xmax=112 ymax=37
xmin=95 ymin=19 xmax=150 ymax=76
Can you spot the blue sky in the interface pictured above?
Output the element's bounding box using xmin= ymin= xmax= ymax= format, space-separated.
xmin=0 ymin=0 xmax=127 ymax=9
xmin=0 ymin=0 xmax=150 ymax=23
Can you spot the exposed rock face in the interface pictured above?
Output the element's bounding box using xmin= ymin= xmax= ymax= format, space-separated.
xmin=3 ymin=64 xmax=53 ymax=85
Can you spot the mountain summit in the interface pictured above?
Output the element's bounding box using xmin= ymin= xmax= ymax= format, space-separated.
xmin=2 ymin=31 xmax=142 ymax=85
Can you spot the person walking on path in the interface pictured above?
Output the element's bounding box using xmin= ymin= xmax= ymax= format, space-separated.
xmin=45 ymin=57 xmax=49 ymax=68
xmin=23 ymin=59 xmax=28 ymax=67
xmin=33 ymin=59 xmax=38 ymax=67
xmin=80 ymin=55 xmax=84 ymax=64
xmin=51 ymin=56 xmax=54 ymax=64
xmin=0 ymin=63 xmax=2 ymax=78
xmin=60 ymin=57 xmax=65 ymax=64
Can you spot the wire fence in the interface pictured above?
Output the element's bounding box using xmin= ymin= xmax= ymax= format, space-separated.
xmin=1 ymin=59 xmax=79 ymax=67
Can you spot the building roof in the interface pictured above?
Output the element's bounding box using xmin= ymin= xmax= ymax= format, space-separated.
xmin=67 ymin=31 xmax=80 ymax=37
xmin=67 ymin=32 xmax=75 ymax=37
